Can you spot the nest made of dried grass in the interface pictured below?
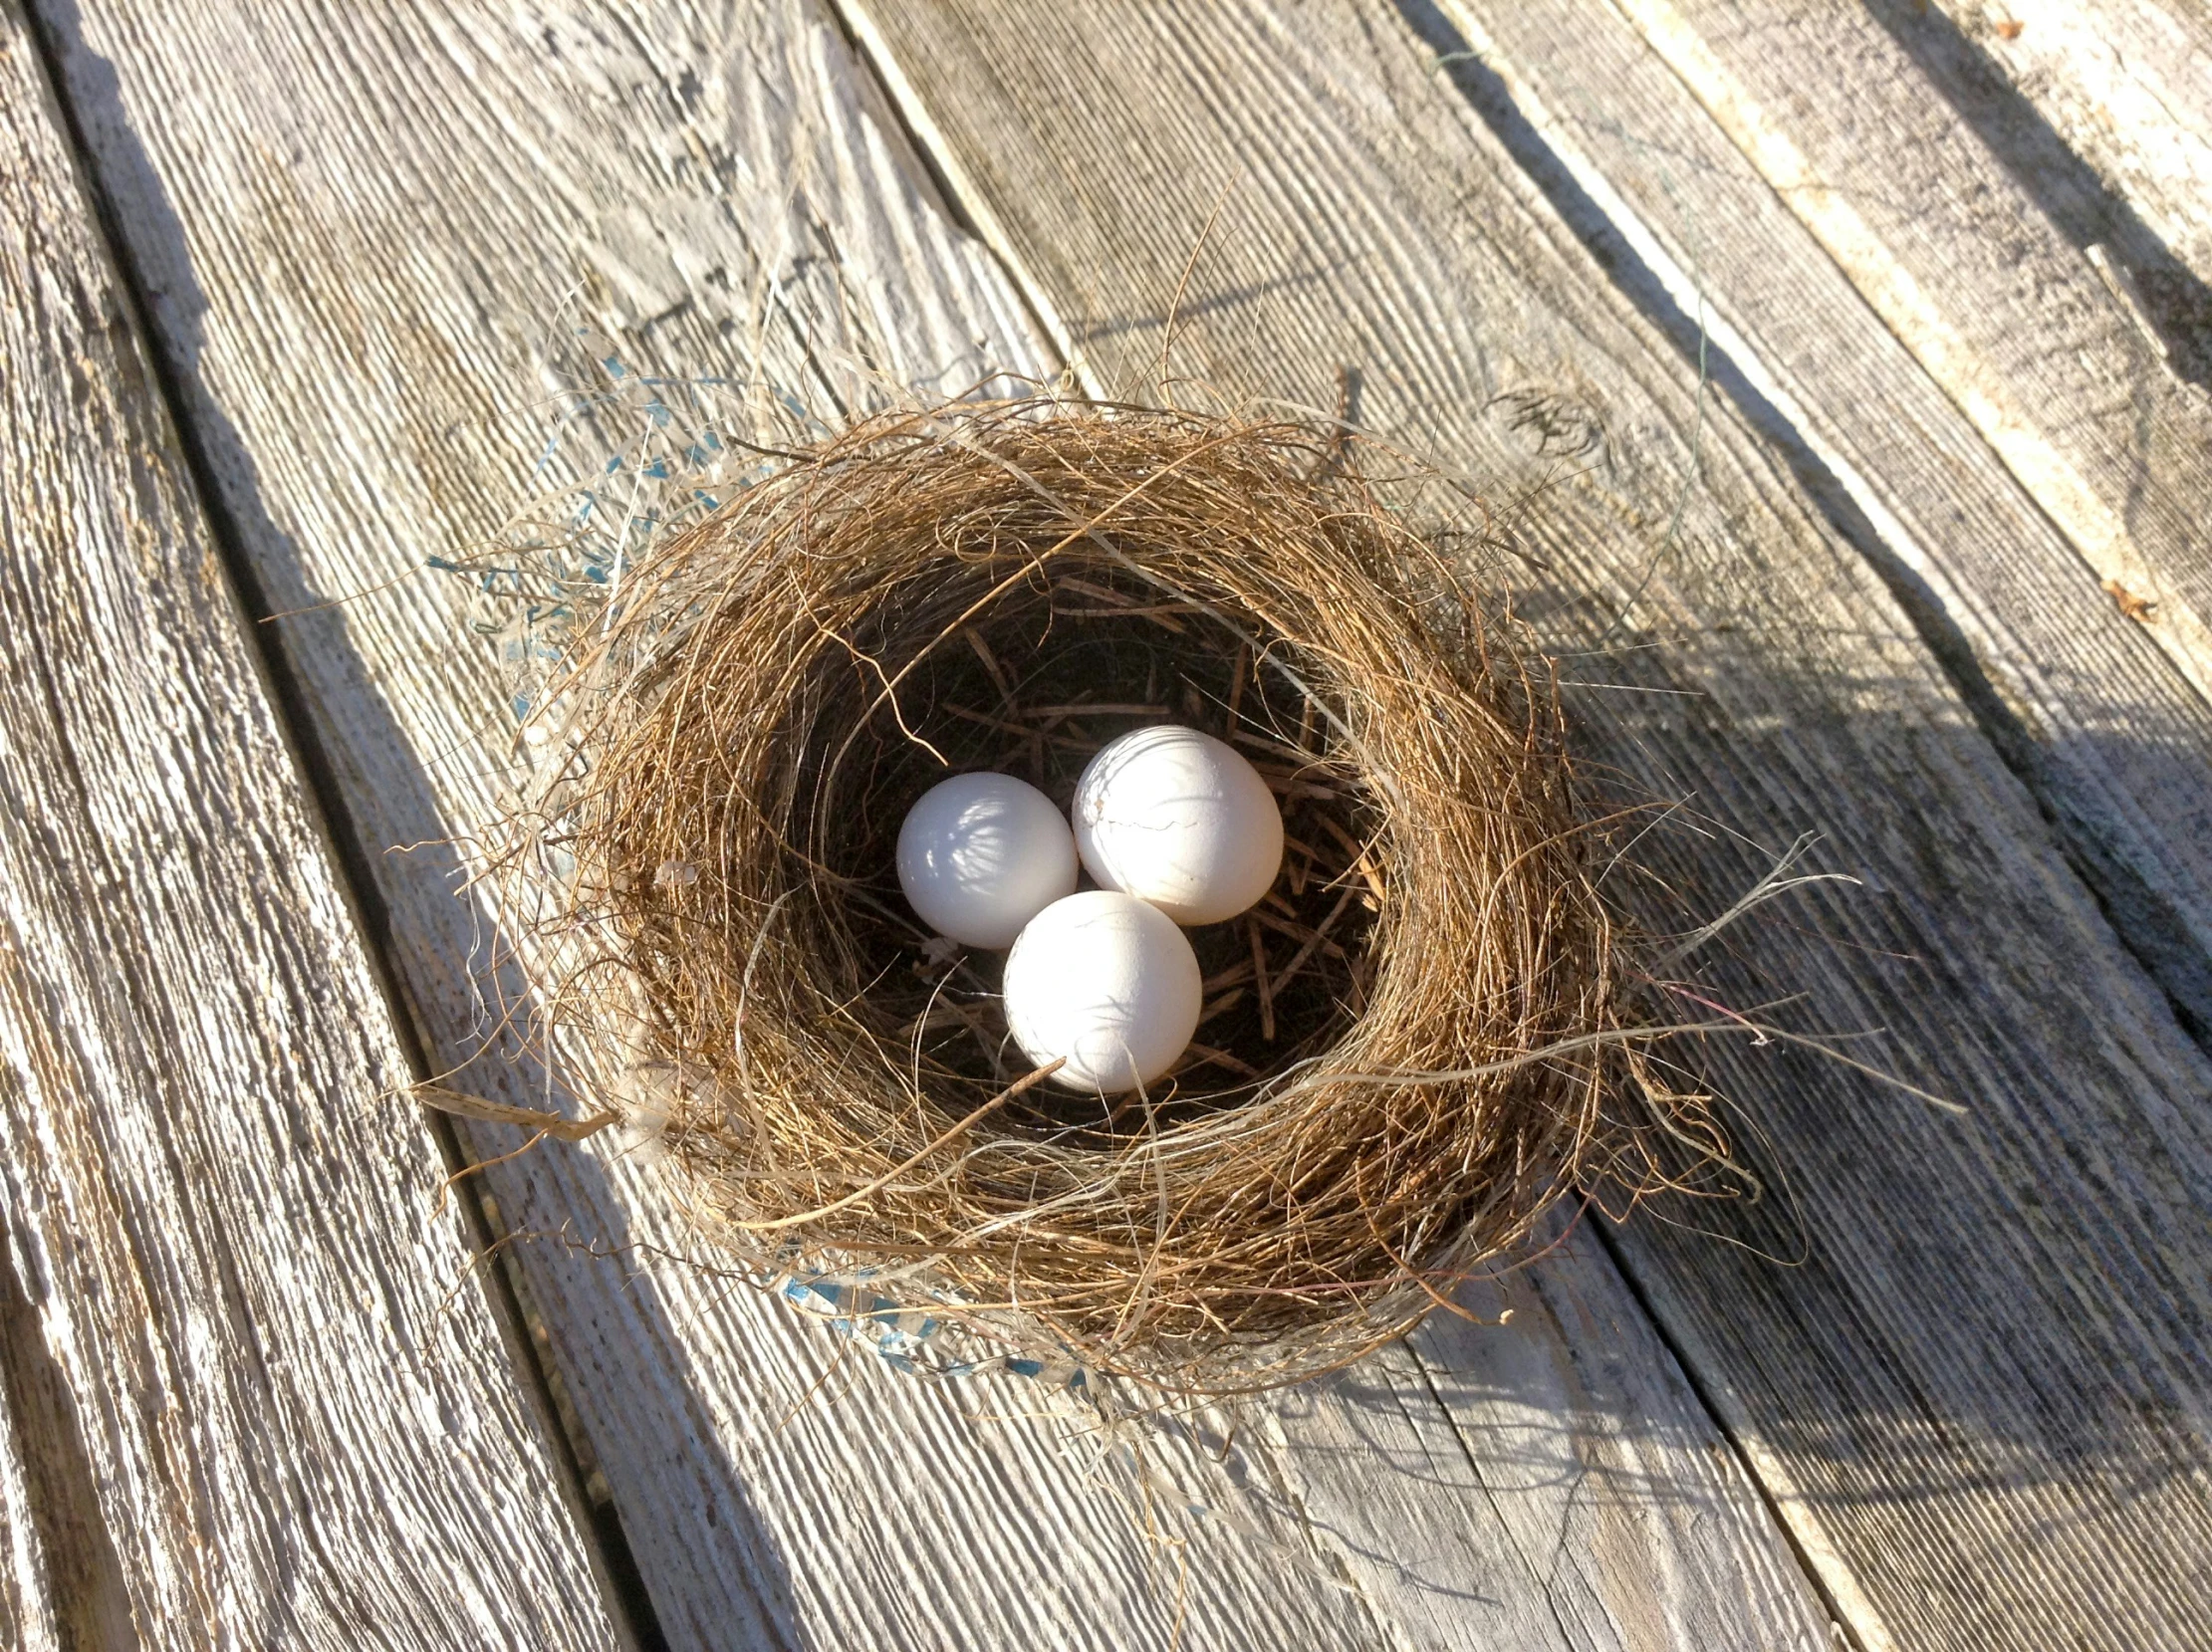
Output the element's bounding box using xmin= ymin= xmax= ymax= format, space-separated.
xmin=491 ymin=397 xmax=1718 ymax=1392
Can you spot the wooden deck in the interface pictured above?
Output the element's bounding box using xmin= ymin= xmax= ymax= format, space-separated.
xmin=2 ymin=1 xmax=2208 ymax=1647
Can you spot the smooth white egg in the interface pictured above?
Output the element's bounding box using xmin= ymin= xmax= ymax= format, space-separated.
xmin=1003 ymin=891 xmax=1204 ymax=1092
xmin=1072 ymin=724 xmax=1285 ymax=925
xmin=896 ymin=772 xmax=1079 ymax=949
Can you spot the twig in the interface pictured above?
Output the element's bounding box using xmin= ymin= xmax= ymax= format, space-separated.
xmin=1198 ymin=987 xmax=1247 ymax=1027
xmin=1201 ymin=959 xmax=1254 ymax=994
xmin=1248 ymin=917 xmax=1276 ymax=1043
xmin=415 ymin=1083 xmax=617 ymax=1142
xmin=1317 ymin=814 xmax=1387 ymax=906
xmin=1268 ymin=885 xmax=1359 ymax=1001
xmin=963 ymin=626 xmax=1015 ymax=706
xmin=1182 ymin=1043 xmax=1261 ymax=1078
xmin=1019 ymin=703 xmax=1169 ymax=718
xmin=1250 ymin=906 xmax=1347 ymax=959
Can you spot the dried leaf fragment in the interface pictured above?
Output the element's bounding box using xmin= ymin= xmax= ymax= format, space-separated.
xmin=2103 ymin=578 xmax=2158 ymax=622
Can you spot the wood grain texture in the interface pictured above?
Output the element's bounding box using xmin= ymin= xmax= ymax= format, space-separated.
xmin=0 ymin=1267 xmax=67 ymax=1652
xmin=1605 ymin=0 xmax=2212 ymax=712
xmin=0 ymin=1446 xmax=54 ymax=1652
xmin=34 ymin=0 xmax=1840 ymax=1644
xmin=1933 ymin=0 xmax=2212 ymax=287
xmin=0 ymin=1240 xmax=133 ymax=1652
xmin=838 ymin=3 xmax=2212 ymax=1648
xmin=0 ymin=1407 xmax=48 ymax=1652
xmin=0 ymin=9 xmax=618 ymax=1647
xmin=1426 ymin=0 xmax=2212 ymax=1039
xmin=1280 ymin=1220 xmax=1834 ymax=1652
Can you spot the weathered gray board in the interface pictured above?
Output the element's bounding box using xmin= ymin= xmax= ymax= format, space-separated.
xmin=33 ymin=0 xmax=1839 ymax=1647
xmin=0 ymin=8 xmax=619 ymax=1646
xmin=838 ymin=3 xmax=2212 ymax=1649
xmin=1600 ymin=0 xmax=2212 ymax=709
xmin=1926 ymin=0 xmax=2212 ymax=289
xmin=1426 ymin=0 xmax=2212 ymax=1081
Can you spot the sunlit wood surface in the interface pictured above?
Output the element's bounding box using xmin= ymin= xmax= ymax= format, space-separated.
xmin=3 ymin=2 xmax=2207 ymax=1646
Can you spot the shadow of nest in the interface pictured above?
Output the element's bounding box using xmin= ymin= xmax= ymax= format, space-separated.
xmin=484 ymin=397 xmax=1730 ymax=1393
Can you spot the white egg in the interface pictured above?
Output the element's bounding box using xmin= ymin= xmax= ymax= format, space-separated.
xmin=1072 ymin=724 xmax=1285 ymax=925
xmin=1003 ymin=891 xmax=1204 ymax=1092
xmin=896 ymin=772 xmax=1079 ymax=949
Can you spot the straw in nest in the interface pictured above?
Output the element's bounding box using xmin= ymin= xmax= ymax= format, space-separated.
xmin=473 ymin=396 xmax=1724 ymax=1393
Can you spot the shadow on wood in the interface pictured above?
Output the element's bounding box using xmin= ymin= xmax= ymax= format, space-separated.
xmin=1399 ymin=0 xmax=2212 ymax=1042
xmin=1861 ymin=0 xmax=2212 ymax=387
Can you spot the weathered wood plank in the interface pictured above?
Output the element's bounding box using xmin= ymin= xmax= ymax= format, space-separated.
xmin=0 ymin=1274 xmax=66 ymax=1652
xmin=837 ymin=3 xmax=2212 ymax=1648
xmin=1603 ymin=0 xmax=2212 ymax=712
xmin=36 ymin=0 xmax=1840 ymax=1645
xmin=1930 ymin=0 xmax=2212 ymax=287
xmin=0 ymin=1404 xmax=47 ymax=1652
xmin=1280 ymin=1219 xmax=1836 ymax=1652
xmin=0 ymin=1434 xmax=54 ymax=1652
xmin=0 ymin=9 xmax=619 ymax=1646
xmin=1423 ymin=0 xmax=2212 ymax=1052
xmin=0 ymin=1243 xmax=131 ymax=1652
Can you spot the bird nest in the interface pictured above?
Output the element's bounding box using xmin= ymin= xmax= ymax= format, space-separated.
xmin=472 ymin=398 xmax=1718 ymax=1393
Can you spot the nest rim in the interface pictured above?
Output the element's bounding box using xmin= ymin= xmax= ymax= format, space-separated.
xmin=508 ymin=396 xmax=1703 ymax=1392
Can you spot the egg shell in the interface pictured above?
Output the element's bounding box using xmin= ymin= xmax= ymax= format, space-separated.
xmin=1003 ymin=891 xmax=1203 ymax=1093
xmin=896 ymin=772 xmax=1079 ymax=949
xmin=1072 ymin=725 xmax=1285 ymax=925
